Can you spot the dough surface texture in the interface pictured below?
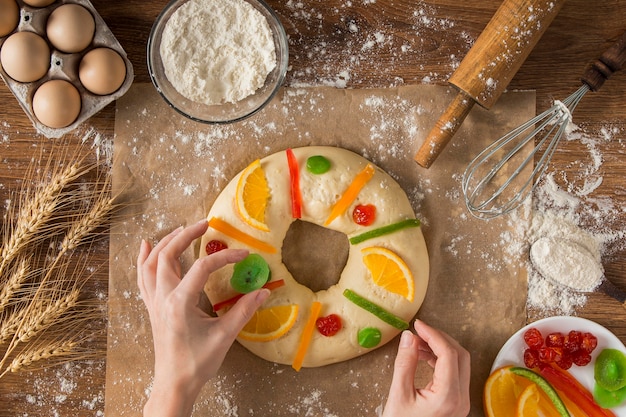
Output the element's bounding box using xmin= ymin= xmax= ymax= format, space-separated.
xmin=200 ymin=146 xmax=429 ymax=368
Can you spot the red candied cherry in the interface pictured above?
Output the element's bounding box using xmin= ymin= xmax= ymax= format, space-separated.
xmin=573 ymin=350 xmax=592 ymax=367
xmin=523 ymin=348 xmax=541 ymax=369
xmin=524 ymin=328 xmax=544 ymax=350
xmin=206 ymin=239 xmax=228 ymax=255
xmin=353 ymin=204 xmax=376 ymax=226
xmin=545 ymin=332 xmax=565 ymax=348
xmin=555 ymin=352 xmax=574 ymax=370
xmin=580 ymin=332 xmax=598 ymax=354
xmin=538 ymin=346 xmax=556 ymax=364
xmin=564 ymin=330 xmax=582 ymax=354
xmin=316 ymin=314 xmax=342 ymax=337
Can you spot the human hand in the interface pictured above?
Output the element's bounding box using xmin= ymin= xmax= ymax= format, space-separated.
xmin=382 ymin=319 xmax=471 ymax=417
xmin=137 ymin=219 xmax=270 ymax=417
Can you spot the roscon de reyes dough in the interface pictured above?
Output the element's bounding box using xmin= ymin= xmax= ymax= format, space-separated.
xmin=159 ymin=0 xmax=276 ymax=105
xmin=199 ymin=146 xmax=429 ymax=369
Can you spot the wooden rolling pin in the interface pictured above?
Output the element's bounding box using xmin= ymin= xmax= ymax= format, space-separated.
xmin=414 ymin=0 xmax=567 ymax=168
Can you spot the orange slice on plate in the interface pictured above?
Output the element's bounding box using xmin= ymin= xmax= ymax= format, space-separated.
xmin=484 ymin=366 xmax=533 ymax=417
xmin=517 ymin=383 xmax=563 ymax=417
xmin=238 ymin=304 xmax=298 ymax=342
xmin=362 ymin=246 xmax=414 ymax=302
xmin=236 ymin=159 xmax=270 ymax=232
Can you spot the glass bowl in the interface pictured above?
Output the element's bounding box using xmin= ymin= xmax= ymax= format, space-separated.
xmin=147 ymin=0 xmax=288 ymax=124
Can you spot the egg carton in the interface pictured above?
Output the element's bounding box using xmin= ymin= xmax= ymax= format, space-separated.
xmin=0 ymin=0 xmax=134 ymax=138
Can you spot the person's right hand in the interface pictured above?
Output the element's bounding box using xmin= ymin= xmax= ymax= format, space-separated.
xmin=382 ymin=319 xmax=471 ymax=417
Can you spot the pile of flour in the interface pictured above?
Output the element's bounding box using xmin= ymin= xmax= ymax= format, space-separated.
xmin=160 ymin=0 xmax=277 ymax=105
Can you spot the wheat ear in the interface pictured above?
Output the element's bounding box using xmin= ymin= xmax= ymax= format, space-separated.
xmin=0 ymin=258 xmax=30 ymax=316
xmin=0 ymin=162 xmax=87 ymax=276
xmin=7 ymin=340 xmax=77 ymax=374
xmin=0 ymin=303 xmax=25 ymax=344
xmin=16 ymin=289 xmax=81 ymax=345
xmin=60 ymin=192 xmax=118 ymax=253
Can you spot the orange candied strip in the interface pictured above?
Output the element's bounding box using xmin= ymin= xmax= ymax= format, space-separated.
xmin=324 ymin=163 xmax=375 ymax=226
xmin=208 ymin=217 xmax=277 ymax=254
xmin=292 ymin=301 xmax=322 ymax=372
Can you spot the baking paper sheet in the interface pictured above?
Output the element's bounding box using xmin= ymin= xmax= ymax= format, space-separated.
xmin=106 ymin=83 xmax=535 ymax=416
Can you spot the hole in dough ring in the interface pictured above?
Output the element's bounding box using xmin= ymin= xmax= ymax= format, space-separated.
xmin=200 ymin=146 xmax=429 ymax=368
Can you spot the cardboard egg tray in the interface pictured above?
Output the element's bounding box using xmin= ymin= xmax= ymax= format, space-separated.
xmin=0 ymin=0 xmax=134 ymax=138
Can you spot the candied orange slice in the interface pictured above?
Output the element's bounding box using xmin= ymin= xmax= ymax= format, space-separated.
xmin=236 ymin=159 xmax=270 ymax=232
xmin=517 ymin=383 xmax=563 ymax=417
xmin=238 ymin=304 xmax=299 ymax=342
xmin=362 ymin=246 xmax=414 ymax=302
xmin=484 ymin=366 xmax=532 ymax=417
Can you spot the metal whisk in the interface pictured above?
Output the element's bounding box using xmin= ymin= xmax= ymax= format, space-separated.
xmin=462 ymin=31 xmax=626 ymax=220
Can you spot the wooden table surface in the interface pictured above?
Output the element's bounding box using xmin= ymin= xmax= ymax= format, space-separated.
xmin=1 ymin=0 xmax=626 ymax=415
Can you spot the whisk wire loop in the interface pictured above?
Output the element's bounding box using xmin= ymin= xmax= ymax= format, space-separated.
xmin=462 ymin=85 xmax=590 ymax=219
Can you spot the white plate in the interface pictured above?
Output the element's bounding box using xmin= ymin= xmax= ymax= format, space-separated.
xmin=491 ymin=316 xmax=626 ymax=416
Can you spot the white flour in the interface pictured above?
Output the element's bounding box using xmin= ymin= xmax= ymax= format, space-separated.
xmin=530 ymin=236 xmax=603 ymax=292
xmin=518 ymin=119 xmax=626 ymax=316
xmin=160 ymin=0 xmax=277 ymax=105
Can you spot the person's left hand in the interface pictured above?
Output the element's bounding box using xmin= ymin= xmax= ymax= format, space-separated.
xmin=137 ymin=219 xmax=270 ymax=417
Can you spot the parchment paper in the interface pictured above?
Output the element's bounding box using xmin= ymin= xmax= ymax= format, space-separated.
xmin=106 ymin=83 xmax=535 ymax=416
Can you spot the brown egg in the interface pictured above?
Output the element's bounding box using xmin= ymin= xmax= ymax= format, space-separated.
xmin=79 ymin=48 xmax=126 ymax=95
xmin=22 ymin=0 xmax=56 ymax=6
xmin=0 ymin=31 xmax=50 ymax=82
xmin=32 ymin=79 xmax=81 ymax=128
xmin=46 ymin=4 xmax=95 ymax=53
xmin=0 ymin=0 xmax=19 ymax=37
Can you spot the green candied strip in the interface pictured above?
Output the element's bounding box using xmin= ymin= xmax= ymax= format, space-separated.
xmin=343 ymin=289 xmax=409 ymax=330
xmin=511 ymin=367 xmax=570 ymax=417
xmin=349 ymin=218 xmax=420 ymax=245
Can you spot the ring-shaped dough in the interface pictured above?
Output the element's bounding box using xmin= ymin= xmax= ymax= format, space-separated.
xmin=200 ymin=146 xmax=429 ymax=368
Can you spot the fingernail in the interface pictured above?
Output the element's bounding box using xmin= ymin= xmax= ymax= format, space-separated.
xmin=256 ymin=288 xmax=271 ymax=303
xmin=197 ymin=218 xmax=208 ymax=226
xmin=400 ymin=330 xmax=413 ymax=348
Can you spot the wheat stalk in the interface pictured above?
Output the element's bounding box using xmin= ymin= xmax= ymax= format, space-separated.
xmin=16 ymin=289 xmax=80 ymax=345
xmin=7 ymin=340 xmax=78 ymax=374
xmin=0 ymin=258 xmax=30 ymax=316
xmin=0 ymin=136 xmax=121 ymax=380
xmin=0 ymin=302 xmax=103 ymax=378
xmin=0 ymin=304 xmax=25 ymax=344
xmin=61 ymin=192 xmax=118 ymax=253
xmin=0 ymin=161 xmax=90 ymax=278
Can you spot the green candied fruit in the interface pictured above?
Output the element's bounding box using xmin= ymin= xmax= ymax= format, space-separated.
xmin=349 ymin=218 xmax=420 ymax=245
xmin=230 ymin=254 xmax=270 ymax=293
xmin=343 ymin=289 xmax=409 ymax=330
xmin=306 ymin=155 xmax=331 ymax=174
xmin=595 ymin=348 xmax=626 ymax=392
xmin=594 ymin=383 xmax=626 ymax=408
xmin=358 ymin=327 xmax=382 ymax=348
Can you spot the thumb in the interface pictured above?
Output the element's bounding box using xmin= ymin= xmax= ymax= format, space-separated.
xmin=388 ymin=330 xmax=420 ymax=401
xmin=220 ymin=288 xmax=271 ymax=337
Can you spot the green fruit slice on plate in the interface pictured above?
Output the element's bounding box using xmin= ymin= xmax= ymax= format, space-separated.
xmin=594 ymin=383 xmax=626 ymax=408
xmin=595 ymin=348 xmax=626 ymax=392
xmin=230 ymin=254 xmax=270 ymax=293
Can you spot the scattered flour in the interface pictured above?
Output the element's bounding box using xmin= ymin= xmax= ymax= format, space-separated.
xmin=287 ymin=0 xmax=469 ymax=88
xmin=509 ymin=121 xmax=626 ymax=316
xmin=160 ymin=0 xmax=277 ymax=105
xmin=2 ymin=0 xmax=625 ymax=415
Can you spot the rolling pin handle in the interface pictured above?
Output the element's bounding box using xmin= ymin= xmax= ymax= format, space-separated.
xmin=414 ymin=91 xmax=475 ymax=168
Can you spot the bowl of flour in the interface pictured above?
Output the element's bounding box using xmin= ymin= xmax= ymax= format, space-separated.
xmin=147 ymin=0 xmax=288 ymax=123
